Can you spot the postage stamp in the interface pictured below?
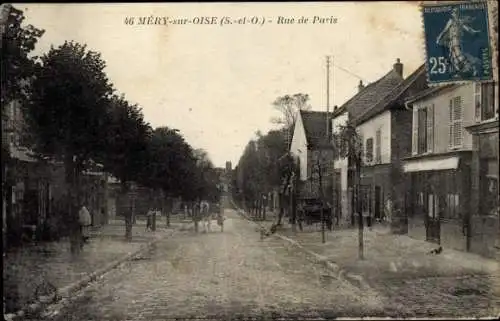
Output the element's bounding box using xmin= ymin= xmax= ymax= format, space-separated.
xmin=421 ymin=1 xmax=493 ymax=85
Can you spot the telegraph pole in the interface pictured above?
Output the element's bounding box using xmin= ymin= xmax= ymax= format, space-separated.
xmin=321 ymin=56 xmax=332 ymax=244
xmin=331 ymin=55 xmax=337 ymax=229
xmin=326 ymin=56 xmax=331 ymax=138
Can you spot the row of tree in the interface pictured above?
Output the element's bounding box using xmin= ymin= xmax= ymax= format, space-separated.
xmin=2 ymin=6 xmax=220 ymax=252
xmin=232 ymin=94 xmax=309 ymax=226
xmin=232 ymin=89 xmax=365 ymax=246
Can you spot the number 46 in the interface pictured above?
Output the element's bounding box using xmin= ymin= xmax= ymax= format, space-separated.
xmin=429 ymin=56 xmax=447 ymax=74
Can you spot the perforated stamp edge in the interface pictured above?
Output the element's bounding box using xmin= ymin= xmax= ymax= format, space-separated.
xmin=419 ymin=0 xmax=495 ymax=87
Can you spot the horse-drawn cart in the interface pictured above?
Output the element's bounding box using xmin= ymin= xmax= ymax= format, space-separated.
xmin=297 ymin=197 xmax=333 ymax=231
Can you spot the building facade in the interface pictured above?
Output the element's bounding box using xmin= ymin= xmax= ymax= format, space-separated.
xmin=403 ymin=84 xmax=480 ymax=253
xmin=290 ymin=110 xmax=333 ymax=201
xmin=352 ymin=64 xmax=428 ymax=232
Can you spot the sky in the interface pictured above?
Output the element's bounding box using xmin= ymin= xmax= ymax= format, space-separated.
xmin=16 ymin=2 xmax=425 ymax=168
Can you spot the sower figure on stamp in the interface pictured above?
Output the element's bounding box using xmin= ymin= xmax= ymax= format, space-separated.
xmin=436 ymin=7 xmax=481 ymax=77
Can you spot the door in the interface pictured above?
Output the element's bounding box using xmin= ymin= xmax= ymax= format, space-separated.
xmin=425 ymin=193 xmax=441 ymax=244
xmin=374 ymin=186 xmax=382 ymax=221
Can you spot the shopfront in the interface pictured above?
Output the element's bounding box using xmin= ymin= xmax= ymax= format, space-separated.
xmin=404 ymin=152 xmax=471 ymax=251
xmin=467 ymin=120 xmax=499 ymax=259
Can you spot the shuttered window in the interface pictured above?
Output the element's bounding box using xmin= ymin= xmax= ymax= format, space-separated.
xmin=474 ymin=82 xmax=482 ymax=122
xmin=481 ymin=82 xmax=496 ymax=121
xmin=426 ymin=104 xmax=434 ymax=153
xmin=449 ymin=96 xmax=463 ymax=149
xmin=375 ymin=129 xmax=381 ymax=163
xmin=412 ymin=109 xmax=418 ymax=155
xmin=365 ymin=138 xmax=373 ymax=163
xmin=417 ymin=108 xmax=427 ymax=154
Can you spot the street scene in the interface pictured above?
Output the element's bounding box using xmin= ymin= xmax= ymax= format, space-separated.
xmin=2 ymin=1 xmax=499 ymax=320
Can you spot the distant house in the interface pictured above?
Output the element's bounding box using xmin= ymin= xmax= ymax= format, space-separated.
xmin=331 ymin=106 xmax=349 ymax=225
xmin=351 ymin=62 xmax=428 ymax=231
xmin=290 ymin=110 xmax=333 ymax=200
xmin=403 ymin=78 xmax=498 ymax=258
xmin=331 ymin=58 xmax=410 ymax=227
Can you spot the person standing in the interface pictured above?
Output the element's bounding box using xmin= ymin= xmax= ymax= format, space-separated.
xmin=146 ymin=208 xmax=153 ymax=232
xmin=78 ymin=204 xmax=92 ymax=247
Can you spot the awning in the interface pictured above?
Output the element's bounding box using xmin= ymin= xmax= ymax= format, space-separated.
xmin=403 ymin=156 xmax=460 ymax=173
xmin=9 ymin=146 xmax=38 ymax=163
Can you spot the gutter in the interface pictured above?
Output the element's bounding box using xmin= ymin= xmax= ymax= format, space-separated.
xmin=404 ymin=100 xmax=412 ymax=111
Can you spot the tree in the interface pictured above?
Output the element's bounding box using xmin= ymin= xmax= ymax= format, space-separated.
xmin=99 ymin=94 xmax=151 ymax=240
xmin=270 ymin=93 xmax=311 ymax=146
xmin=141 ymin=127 xmax=199 ymax=228
xmin=24 ymin=41 xmax=114 ymax=254
xmin=1 ymin=4 xmax=44 ymax=110
xmin=332 ymin=121 xmax=364 ymax=259
xmin=1 ymin=4 xmax=44 ymax=254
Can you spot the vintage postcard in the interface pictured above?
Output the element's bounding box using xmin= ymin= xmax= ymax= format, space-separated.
xmin=2 ymin=1 xmax=499 ymax=321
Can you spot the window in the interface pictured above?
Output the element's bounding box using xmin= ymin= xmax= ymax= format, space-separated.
xmin=449 ymin=96 xmax=463 ymax=149
xmin=375 ymin=129 xmax=381 ymax=163
xmin=475 ymin=82 xmax=497 ymax=122
xmin=365 ymin=138 xmax=373 ymax=163
xmin=444 ymin=194 xmax=460 ymax=219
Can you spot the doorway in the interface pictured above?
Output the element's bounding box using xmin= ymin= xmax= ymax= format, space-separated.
xmin=425 ymin=192 xmax=440 ymax=244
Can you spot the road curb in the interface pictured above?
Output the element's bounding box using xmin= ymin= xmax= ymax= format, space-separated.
xmin=4 ymin=226 xmax=181 ymax=321
xmin=234 ymin=205 xmax=369 ymax=290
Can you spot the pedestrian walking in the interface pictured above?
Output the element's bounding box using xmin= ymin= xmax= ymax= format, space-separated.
xmin=201 ymin=200 xmax=211 ymax=233
xmin=78 ymin=204 xmax=92 ymax=247
xmin=216 ymin=207 xmax=225 ymax=232
xmin=146 ymin=208 xmax=153 ymax=232
xmin=384 ymin=198 xmax=393 ymax=225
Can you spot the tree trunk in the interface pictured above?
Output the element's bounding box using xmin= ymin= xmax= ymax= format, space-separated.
xmin=164 ymin=196 xmax=171 ymax=228
xmin=193 ymin=201 xmax=199 ymax=232
xmin=277 ymin=193 xmax=284 ymax=226
xmin=291 ymin=187 xmax=297 ymax=233
xmin=121 ymin=182 xmax=132 ymax=241
xmin=356 ymin=160 xmax=364 ymax=260
xmin=65 ymin=155 xmax=83 ymax=255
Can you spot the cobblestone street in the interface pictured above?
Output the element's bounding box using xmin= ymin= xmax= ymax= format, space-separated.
xmin=39 ymin=210 xmax=389 ymax=320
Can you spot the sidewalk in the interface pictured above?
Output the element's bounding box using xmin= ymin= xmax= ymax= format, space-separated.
xmin=274 ymin=223 xmax=500 ymax=316
xmin=3 ymin=216 xmax=185 ymax=316
xmin=236 ymin=204 xmax=500 ymax=316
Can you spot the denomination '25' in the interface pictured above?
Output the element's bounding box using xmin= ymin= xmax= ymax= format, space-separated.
xmin=429 ymin=56 xmax=448 ymax=74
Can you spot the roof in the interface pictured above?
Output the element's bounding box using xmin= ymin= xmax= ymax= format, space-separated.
xmin=299 ymin=110 xmax=332 ymax=149
xmin=353 ymin=64 xmax=427 ymax=125
xmin=339 ymin=68 xmax=404 ymax=121
xmin=405 ymin=84 xmax=458 ymax=106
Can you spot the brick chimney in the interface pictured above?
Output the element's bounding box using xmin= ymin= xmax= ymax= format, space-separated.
xmin=358 ymin=80 xmax=365 ymax=92
xmin=393 ymin=58 xmax=403 ymax=77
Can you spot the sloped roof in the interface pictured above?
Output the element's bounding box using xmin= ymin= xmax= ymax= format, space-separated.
xmin=299 ymin=110 xmax=332 ymax=149
xmin=405 ymin=83 xmax=458 ymax=105
xmin=340 ymin=69 xmax=404 ymax=121
xmin=353 ymin=64 xmax=427 ymax=125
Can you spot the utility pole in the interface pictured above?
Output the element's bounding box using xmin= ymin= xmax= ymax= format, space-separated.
xmin=326 ymin=56 xmax=331 ymax=138
xmin=331 ymin=55 xmax=337 ymax=228
xmin=321 ymin=55 xmax=332 ymax=243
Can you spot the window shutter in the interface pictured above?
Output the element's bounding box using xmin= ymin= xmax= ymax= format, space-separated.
xmin=375 ymin=129 xmax=381 ymax=163
xmin=448 ymin=99 xmax=454 ymax=149
xmin=474 ymin=82 xmax=481 ymax=122
xmin=426 ymin=105 xmax=434 ymax=153
xmin=412 ymin=109 xmax=418 ymax=155
xmin=453 ymin=96 xmax=463 ymax=147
